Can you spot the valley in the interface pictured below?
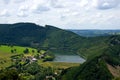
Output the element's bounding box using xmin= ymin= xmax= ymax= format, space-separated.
xmin=69 ymin=29 xmax=120 ymax=37
xmin=1 ymin=0 xmax=120 ymax=79
xmin=0 ymin=23 xmax=120 ymax=80
xmin=0 ymin=45 xmax=54 ymax=69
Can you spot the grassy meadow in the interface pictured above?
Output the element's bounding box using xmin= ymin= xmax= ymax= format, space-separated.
xmin=0 ymin=45 xmax=80 ymax=70
xmin=0 ymin=45 xmax=37 ymax=54
xmin=39 ymin=61 xmax=80 ymax=69
xmin=0 ymin=45 xmax=37 ymax=69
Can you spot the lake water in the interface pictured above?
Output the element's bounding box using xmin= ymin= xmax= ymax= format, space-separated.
xmin=53 ymin=55 xmax=85 ymax=63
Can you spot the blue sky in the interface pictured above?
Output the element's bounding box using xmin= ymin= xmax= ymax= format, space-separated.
xmin=0 ymin=0 xmax=120 ymax=29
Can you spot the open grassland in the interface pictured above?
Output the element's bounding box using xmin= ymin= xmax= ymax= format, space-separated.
xmin=0 ymin=51 xmax=14 ymax=69
xmin=0 ymin=45 xmax=37 ymax=69
xmin=39 ymin=61 xmax=80 ymax=69
xmin=0 ymin=45 xmax=80 ymax=70
xmin=0 ymin=45 xmax=37 ymax=54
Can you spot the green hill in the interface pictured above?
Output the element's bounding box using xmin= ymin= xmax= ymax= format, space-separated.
xmin=0 ymin=23 xmax=120 ymax=80
xmin=61 ymin=35 xmax=120 ymax=80
xmin=0 ymin=23 xmax=109 ymax=56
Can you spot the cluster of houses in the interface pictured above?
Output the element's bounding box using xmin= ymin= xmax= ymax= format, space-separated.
xmin=11 ymin=52 xmax=48 ymax=65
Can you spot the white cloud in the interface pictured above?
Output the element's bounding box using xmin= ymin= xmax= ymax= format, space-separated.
xmin=91 ymin=0 xmax=98 ymax=7
xmin=19 ymin=5 xmax=29 ymax=11
xmin=0 ymin=0 xmax=120 ymax=29
xmin=0 ymin=9 xmax=10 ymax=17
xmin=24 ymin=0 xmax=51 ymax=14
xmin=2 ymin=0 xmax=11 ymax=4
xmin=80 ymin=0 xmax=89 ymax=7
xmin=13 ymin=0 xmax=26 ymax=3
xmin=17 ymin=5 xmax=29 ymax=17
xmin=31 ymin=4 xmax=50 ymax=14
xmin=49 ymin=0 xmax=64 ymax=8
xmin=97 ymin=0 xmax=120 ymax=9
xmin=17 ymin=11 xmax=28 ymax=17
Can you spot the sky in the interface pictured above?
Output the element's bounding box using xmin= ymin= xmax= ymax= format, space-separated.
xmin=0 ymin=0 xmax=120 ymax=29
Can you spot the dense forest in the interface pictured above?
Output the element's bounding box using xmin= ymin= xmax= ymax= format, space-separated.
xmin=0 ymin=23 xmax=109 ymax=55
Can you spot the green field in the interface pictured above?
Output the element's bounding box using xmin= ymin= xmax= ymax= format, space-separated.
xmin=0 ymin=45 xmax=38 ymax=69
xmin=0 ymin=45 xmax=37 ymax=54
xmin=39 ymin=61 xmax=80 ymax=69
xmin=0 ymin=45 xmax=80 ymax=70
xmin=0 ymin=52 xmax=13 ymax=69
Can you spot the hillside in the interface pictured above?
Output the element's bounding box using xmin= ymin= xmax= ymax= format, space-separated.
xmin=61 ymin=35 xmax=120 ymax=80
xmin=0 ymin=23 xmax=109 ymax=56
xmin=0 ymin=23 xmax=46 ymax=47
xmin=0 ymin=23 xmax=120 ymax=80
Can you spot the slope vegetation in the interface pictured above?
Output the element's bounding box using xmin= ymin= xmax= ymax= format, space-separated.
xmin=0 ymin=23 xmax=109 ymax=56
xmin=0 ymin=23 xmax=120 ymax=80
xmin=61 ymin=35 xmax=120 ymax=80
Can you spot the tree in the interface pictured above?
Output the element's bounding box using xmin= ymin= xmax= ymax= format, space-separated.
xmin=37 ymin=49 xmax=40 ymax=53
xmin=11 ymin=49 xmax=14 ymax=53
xmin=23 ymin=48 xmax=29 ymax=54
xmin=25 ymin=62 xmax=42 ymax=75
xmin=0 ymin=69 xmax=23 ymax=80
xmin=32 ymin=50 xmax=35 ymax=53
xmin=14 ymin=49 xmax=17 ymax=53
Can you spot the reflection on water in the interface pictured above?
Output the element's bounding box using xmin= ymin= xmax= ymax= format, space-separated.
xmin=53 ymin=55 xmax=85 ymax=63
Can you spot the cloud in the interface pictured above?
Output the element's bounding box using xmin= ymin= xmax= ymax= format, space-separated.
xmin=60 ymin=15 xmax=66 ymax=21
xmin=13 ymin=0 xmax=26 ymax=3
xmin=31 ymin=4 xmax=50 ymax=14
xmin=17 ymin=5 xmax=29 ymax=17
xmin=2 ymin=0 xmax=10 ymax=4
xmin=19 ymin=5 xmax=29 ymax=11
xmin=0 ymin=9 xmax=10 ymax=17
xmin=49 ymin=0 xmax=64 ymax=8
xmin=97 ymin=0 xmax=120 ymax=10
xmin=0 ymin=0 xmax=120 ymax=29
xmin=17 ymin=11 xmax=28 ymax=17
xmin=80 ymin=0 xmax=89 ymax=7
